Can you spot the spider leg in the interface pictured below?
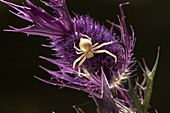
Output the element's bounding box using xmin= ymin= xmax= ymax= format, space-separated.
xmin=93 ymin=41 xmax=113 ymax=50
xmin=73 ymin=54 xmax=85 ymax=69
xmin=80 ymin=33 xmax=91 ymax=41
xmin=74 ymin=43 xmax=81 ymax=51
xmin=92 ymin=43 xmax=99 ymax=48
xmin=76 ymin=51 xmax=83 ymax=54
xmin=78 ymin=56 xmax=87 ymax=77
xmin=94 ymin=50 xmax=117 ymax=62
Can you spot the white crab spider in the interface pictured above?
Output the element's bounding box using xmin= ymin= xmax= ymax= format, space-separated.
xmin=73 ymin=33 xmax=117 ymax=77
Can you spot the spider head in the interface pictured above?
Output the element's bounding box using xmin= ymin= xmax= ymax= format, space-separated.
xmin=79 ymin=38 xmax=93 ymax=52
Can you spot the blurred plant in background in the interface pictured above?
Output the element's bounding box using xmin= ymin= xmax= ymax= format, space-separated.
xmin=1 ymin=0 xmax=160 ymax=112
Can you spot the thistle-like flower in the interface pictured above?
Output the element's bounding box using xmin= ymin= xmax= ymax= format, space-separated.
xmin=2 ymin=0 xmax=158 ymax=113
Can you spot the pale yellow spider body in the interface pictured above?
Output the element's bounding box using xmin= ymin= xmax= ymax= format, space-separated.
xmin=73 ymin=33 xmax=117 ymax=77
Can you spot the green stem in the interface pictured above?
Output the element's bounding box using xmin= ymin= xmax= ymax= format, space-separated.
xmin=129 ymin=88 xmax=143 ymax=113
xmin=142 ymin=76 xmax=153 ymax=113
xmin=128 ymin=79 xmax=143 ymax=113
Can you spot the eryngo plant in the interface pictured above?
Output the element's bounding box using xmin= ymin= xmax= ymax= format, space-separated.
xmin=1 ymin=0 xmax=160 ymax=113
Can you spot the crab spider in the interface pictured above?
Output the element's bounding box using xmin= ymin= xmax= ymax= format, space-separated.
xmin=73 ymin=33 xmax=117 ymax=77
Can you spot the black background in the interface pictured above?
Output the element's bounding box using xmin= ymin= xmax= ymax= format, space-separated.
xmin=0 ymin=0 xmax=169 ymax=113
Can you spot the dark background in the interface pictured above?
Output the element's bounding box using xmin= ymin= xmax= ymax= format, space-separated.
xmin=0 ymin=0 xmax=169 ymax=113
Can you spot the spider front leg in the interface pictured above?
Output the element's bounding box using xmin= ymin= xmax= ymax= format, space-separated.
xmin=93 ymin=41 xmax=113 ymax=50
xmin=74 ymin=43 xmax=81 ymax=51
xmin=94 ymin=50 xmax=117 ymax=62
xmin=74 ymin=43 xmax=83 ymax=54
xmin=80 ymin=33 xmax=92 ymax=41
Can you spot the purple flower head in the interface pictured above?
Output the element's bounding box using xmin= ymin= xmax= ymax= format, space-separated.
xmin=2 ymin=0 xmax=136 ymax=111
